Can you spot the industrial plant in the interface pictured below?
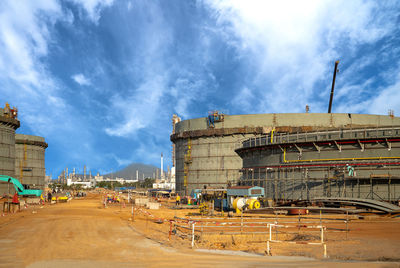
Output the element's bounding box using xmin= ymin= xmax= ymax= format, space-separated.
xmin=172 ymin=112 xmax=400 ymax=204
xmin=1 ymin=66 xmax=400 ymax=263
xmin=0 ymin=103 xmax=47 ymax=195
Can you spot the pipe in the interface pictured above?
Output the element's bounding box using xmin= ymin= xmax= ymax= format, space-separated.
xmin=242 ymin=161 xmax=400 ymax=170
xmin=283 ymin=148 xmax=400 ymax=163
xmin=238 ymin=138 xmax=400 ymax=153
xmin=328 ymin=60 xmax=339 ymax=113
xmin=271 ymin=128 xmax=275 ymax=144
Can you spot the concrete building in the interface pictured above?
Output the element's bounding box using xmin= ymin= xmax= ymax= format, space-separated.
xmin=152 ymin=166 xmax=176 ymax=190
xmin=171 ymin=113 xmax=400 ymax=195
xmin=0 ymin=103 xmax=19 ymax=195
xmin=15 ymin=134 xmax=48 ymax=190
xmin=67 ymin=179 xmax=94 ymax=189
xmin=236 ymin=126 xmax=400 ymax=202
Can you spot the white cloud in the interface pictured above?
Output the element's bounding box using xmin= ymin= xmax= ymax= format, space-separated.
xmin=367 ymin=78 xmax=400 ymax=115
xmin=104 ymin=75 xmax=166 ymax=137
xmin=70 ymin=0 xmax=114 ymax=23
xmin=170 ymin=76 xmax=206 ymax=118
xmin=231 ymin=87 xmax=255 ymax=112
xmin=71 ymin=73 xmax=91 ymax=86
xmin=205 ymin=0 xmax=398 ymax=113
xmin=0 ymin=0 xmax=114 ymax=176
xmin=104 ymin=1 xmax=173 ymax=138
xmin=335 ymin=65 xmax=400 ymax=115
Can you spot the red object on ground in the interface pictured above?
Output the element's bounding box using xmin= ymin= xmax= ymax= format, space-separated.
xmin=288 ymin=208 xmax=308 ymax=215
xmin=12 ymin=193 xmax=19 ymax=204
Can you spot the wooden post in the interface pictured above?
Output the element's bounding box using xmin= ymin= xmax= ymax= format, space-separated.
xmin=169 ymin=221 xmax=172 ymax=241
xmin=346 ymin=210 xmax=349 ymax=240
xmin=240 ymin=212 xmax=243 ymax=233
xmin=298 ymin=211 xmax=301 ymax=233
xmin=320 ymin=209 xmax=322 ymax=225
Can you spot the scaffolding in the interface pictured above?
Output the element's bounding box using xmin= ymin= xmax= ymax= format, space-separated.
xmin=183 ymin=138 xmax=192 ymax=195
xmin=236 ymin=127 xmax=400 ymax=203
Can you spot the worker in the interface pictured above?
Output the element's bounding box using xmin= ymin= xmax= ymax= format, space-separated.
xmin=11 ymin=192 xmax=19 ymax=213
xmin=176 ymin=194 xmax=180 ymax=206
xmin=12 ymin=192 xmax=19 ymax=204
xmin=346 ymin=164 xmax=355 ymax=177
xmin=47 ymin=191 xmax=52 ymax=202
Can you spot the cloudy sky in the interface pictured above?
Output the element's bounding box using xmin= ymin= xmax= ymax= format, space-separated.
xmin=1 ymin=0 xmax=399 ymax=177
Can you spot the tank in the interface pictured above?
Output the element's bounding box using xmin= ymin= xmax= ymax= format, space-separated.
xmin=236 ymin=125 xmax=400 ymax=202
xmin=0 ymin=103 xmax=20 ymax=195
xmin=15 ymin=134 xmax=48 ymax=190
xmin=171 ymin=113 xmax=400 ymax=195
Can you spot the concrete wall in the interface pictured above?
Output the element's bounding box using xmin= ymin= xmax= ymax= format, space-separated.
xmin=237 ymin=127 xmax=400 ymax=202
xmin=172 ymin=113 xmax=400 ymax=195
xmin=175 ymin=113 xmax=400 ymax=132
xmin=0 ymin=113 xmax=19 ymax=195
xmin=15 ymin=134 xmax=47 ymax=190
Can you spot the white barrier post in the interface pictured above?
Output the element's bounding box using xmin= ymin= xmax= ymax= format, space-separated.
xmin=191 ymin=222 xmax=195 ymax=248
xmin=269 ymin=224 xmax=272 ymax=241
xmin=320 ymin=226 xmax=324 ymax=243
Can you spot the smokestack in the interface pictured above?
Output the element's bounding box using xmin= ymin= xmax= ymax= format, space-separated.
xmin=161 ymin=153 xmax=164 ymax=180
xmin=172 ymin=114 xmax=181 ymax=167
xmin=136 ymin=170 xmax=138 ymax=181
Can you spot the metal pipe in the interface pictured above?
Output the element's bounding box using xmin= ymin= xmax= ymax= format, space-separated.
xmin=283 ymin=148 xmax=400 ymax=163
xmin=241 ymin=161 xmax=400 ymax=169
xmin=328 ymin=60 xmax=339 ymax=113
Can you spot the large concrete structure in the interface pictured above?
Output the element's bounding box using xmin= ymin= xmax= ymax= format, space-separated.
xmin=171 ymin=113 xmax=400 ymax=195
xmin=15 ymin=134 xmax=48 ymax=190
xmin=236 ymin=126 xmax=400 ymax=202
xmin=0 ymin=104 xmax=19 ymax=194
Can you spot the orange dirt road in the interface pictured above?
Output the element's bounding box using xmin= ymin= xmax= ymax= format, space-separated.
xmin=0 ymin=195 xmax=398 ymax=268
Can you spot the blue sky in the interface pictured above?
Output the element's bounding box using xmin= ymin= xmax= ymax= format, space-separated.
xmin=1 ymin=0 xmax=399 ymax=177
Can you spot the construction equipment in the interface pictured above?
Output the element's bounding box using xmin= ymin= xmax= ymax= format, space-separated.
xmin=0 ymin=175 xmax=42 ymax=197
xmin=199 ymin=202 xmax=209 ymax=215
xmin=183 ymin=138 xmax=192 ymax=195
xmin=328 ymin=60 xmax=340 ymax=113
xmin=3 ymin=102 xmax=18 ymax=119
xmin=232 ymin=197 xmax=261 ymax=214
xmin=207 ymin=111 xmax=224 ymax=128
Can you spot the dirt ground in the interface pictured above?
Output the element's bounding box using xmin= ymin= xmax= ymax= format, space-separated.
xmin=0 ymin=192 xmax=399 ymax=268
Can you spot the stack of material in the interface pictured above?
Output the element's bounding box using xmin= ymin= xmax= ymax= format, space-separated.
xmin=135 ymin=198 xmax=149 ymax=206
xmin=146 ymin=202 xmax=160 ymax=210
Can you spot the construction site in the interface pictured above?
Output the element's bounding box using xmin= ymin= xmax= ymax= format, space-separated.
xmin=0 ymin=104 xmax=48 ymax=197
xmin=1 ymin=97 xmax=400 ymax=266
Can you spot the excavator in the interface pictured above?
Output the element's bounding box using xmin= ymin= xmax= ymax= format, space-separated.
xmin=0 ymin=175 xmax=42 ymax=197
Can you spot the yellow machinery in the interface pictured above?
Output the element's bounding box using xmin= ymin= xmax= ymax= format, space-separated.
xmin=199 ymin=202 xmax=209 ymax=215
xmin=183 ymin=138 xmax=192 ymax=195
xmin=246 ymin=199 xmax=261 ymax=209
xmin=232 ymin=197 xmax=261 ymax=214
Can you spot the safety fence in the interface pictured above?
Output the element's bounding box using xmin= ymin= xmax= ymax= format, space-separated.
xmin=171 ymin=215 xmax=350 ymax=257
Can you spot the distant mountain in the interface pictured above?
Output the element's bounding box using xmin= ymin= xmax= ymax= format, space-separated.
xmin=104 ymin=163 xmax=160 ymax=180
